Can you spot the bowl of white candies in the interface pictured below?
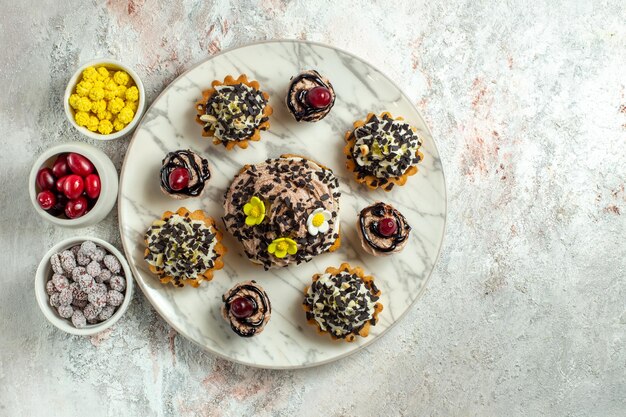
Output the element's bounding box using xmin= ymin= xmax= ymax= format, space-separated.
xmin=35 ymin=237 xmax=133 ymax=335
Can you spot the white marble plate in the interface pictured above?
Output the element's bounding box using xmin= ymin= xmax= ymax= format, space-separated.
xmin=118 ymin=40 xmax=446 ymax=369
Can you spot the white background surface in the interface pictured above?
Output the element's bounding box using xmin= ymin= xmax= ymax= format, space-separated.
xmin=1 ymin=1 xmax=625 ymax=416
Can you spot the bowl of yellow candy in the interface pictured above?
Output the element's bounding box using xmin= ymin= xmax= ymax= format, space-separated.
xmin=64 ymin=59 xmax=146 ymax=141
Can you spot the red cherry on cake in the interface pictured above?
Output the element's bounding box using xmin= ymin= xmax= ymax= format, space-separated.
xmin=51 ymin=154 xmax=69 ymax=178
xmin=230 ymin=297 xmax=255 ymax=319
xmin=377 ymin=217 xmax=397 ymax=237
xmin=84 ymin=174 xmax=101 ymax=199
xmin=37 ymin=190 xmax=56 ymax=210
xmin=62 ymin=174 xmax=84 ymax=200
xmin=306 ymin=86 xmax=332 ymax=109
xmin=36 ymin=167 xmax=56 ymax=191
xmin=168 ymin=167 xmax=190 ymax=191
xmin=65 ymin=196 xmax=88 ymax=219
xmin=67 ymin=153 xmax=94 ymax=176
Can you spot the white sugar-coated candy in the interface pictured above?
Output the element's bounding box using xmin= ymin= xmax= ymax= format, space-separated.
xmin=77 ymin=250 xmax=91 ymax=266
xmin=94 ymin=283 xmax=107 ymax=294
xmin=49 ymin=293 xmax=61 ymax=308
xmin=103 ymin=255 xmax=121 ymax=274
xmin=70 ymin=245 xmax=81 ymax=257
xmin=72 ymin=299 xmax=88 ymax=308
xmin=86 ymin=261 xmax=101 ymax=277
xmin=97 ymin=305 xmax=115 ymax=321
xmin=45 ymin=280 xmax=56 ymax=295
xmin=71 ymin=266 xmax=87 ymax=281
xmin=88 ymin=291 xmax=107 ymax=309
xmin=58 ymin=288 xmax=73 ymax=306
xmin=80 ymin=241 xmax=97 ymax=256
xmin=57 ymin=304 xmax=74 ymax=319
xmin=77 ymin=274 xmax=95 ymax=292
xmin=51 ymin=274 xmax=69 ymax=291
xmin=96 ymin=269 xmax=112 ymax=283
xmin=107 ymin=290 xmax=124 ymax=307
xmin=60 ymin=250 xmax=76 ymax=273
xmin=91 ymin=247 xmax=105 ymax=262
xmin=109 ymin=276 xmax=126 ymax=292
xmin=71 ymin=310 xmax=87 ymax=328
xmin=83 ymin=303 xmax=101 ymax=320
xmin=50 ymin=254 xmax=64 ymax=275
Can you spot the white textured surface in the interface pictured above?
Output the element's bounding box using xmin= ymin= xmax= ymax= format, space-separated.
xmin=1 ymin=0 xmax=625 ymax=416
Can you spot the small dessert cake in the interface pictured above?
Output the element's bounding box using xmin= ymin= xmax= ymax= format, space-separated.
xmin=195 ymin=74 xmax=272 ymax=150
xmin=303 ymin=263 xmax=383 ymax=342
xmin=286 ymin=69 xmax=335 ymax=122
xmin=344 ymin=112 xmax=424 ymax=191
xmin=159 ymin=149 xmax=211 ymax=199
xmin=144 ymin=207 xmax=226 ymax=287
xmin=222 ymin=154 xmax=341 ymax=269
xmin=357 ymin=202 xmax=411 ymax=256
xmin=221 ymin=280 xmax=271 ymax=337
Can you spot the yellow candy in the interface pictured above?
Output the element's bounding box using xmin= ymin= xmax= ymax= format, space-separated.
xmin=76 ymin=97 xmax=92 ymax=112
xmin=113 ymin=118 xmax=126 ymax=131
xmin=115 ymin=85 xmax=127 ymax=98
xmin=82 ymin=67 xmax=98 ymax=82
xmin=91 ymin=99 xmax=107 ymax=114
xmin=125 ymin=86 xmax=139 ymax=102
xmin=88 ymin=87 xmax=105 ymax=101
xmin=97 ymin=67 xmax=109 ymax=78
xmin=97 ymin=110 xmax=113 ymax=121
xmin=68 ymin=94 xmax=81 ymax=110
xmin=113 ymin=71 xmax=130 ymax=86
xmin=75 ymin=81 xmax=92 ymax=97
xmin=107 ymin=97 xmax=125 ymax=114
xmin=103 ymin=90 xmax=115 ymax=101
xmin=86 ymin=115 xmax=100 ymax=132
xmin=97 ymin=120 xmax=114 ymax=135
xmin=117 ymin=106 xmax=135 ymax=124
xmin=74 ymin=111 xmax=90 ymax=127
xmin=126 ymin=100 xmax=138 ymax=112
xmin=93 ymin=80 xmax=105 ymax=89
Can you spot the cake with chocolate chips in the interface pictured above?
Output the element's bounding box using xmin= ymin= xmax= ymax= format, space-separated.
xmin=286 ymin=69 xmax=335 ymax=122
xmin=144 ymin=207 xmax=226 ymax=287
xmin=344 ymin=112 xmax=424 ymax=191
xmin=195 ymin=74 xmax=272 ymax=150
xmin=160 ymin=149 xmax=211 ymax=199
xmin=221 ymin=280 xmax=271 ymax=337
xmin=303 ymin=263 xmax=383 ymax=342
xmin=357 ymin=201 xmax=411 ymax=256
xmin=222 ymin=154 xmax=341 ymax=270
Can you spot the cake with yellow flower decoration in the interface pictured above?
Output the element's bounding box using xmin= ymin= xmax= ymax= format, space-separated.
xmin=68 ymin=65 xmax=140 ymax=135
xmin=222 ymin=155 xmax=341 ymax=269
xmin=144 ymin=207 xmax=226 ymax=287
xmin=195 ymin=74 xmax=272 ymax=150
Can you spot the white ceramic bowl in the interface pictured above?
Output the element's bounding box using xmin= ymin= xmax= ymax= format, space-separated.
xmin=29 ymin=142 xmax=118 ymax=228
xmin=35 ymin=236 xmax=134 ymax=336
xmin=63 ymin=58 xmax=146 ymax=140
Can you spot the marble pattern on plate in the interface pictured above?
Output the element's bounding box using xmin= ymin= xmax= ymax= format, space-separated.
xmin=118 ymin=40 xmax=446 ymax=369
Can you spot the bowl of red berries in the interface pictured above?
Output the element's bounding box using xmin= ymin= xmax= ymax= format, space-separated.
xmin=29 ymin=143 xmax=118 ymax=227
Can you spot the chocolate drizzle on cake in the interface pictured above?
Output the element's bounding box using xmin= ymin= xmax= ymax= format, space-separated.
xmin=222 ymin=280 xmax=272 ymax=337
xmin=358 ymin=202 xmax=411 ymax=254
xmin=286 ymin=70 xmax=335 ymax=122
xmin=160 ymin=150 xmax=211 ymax=197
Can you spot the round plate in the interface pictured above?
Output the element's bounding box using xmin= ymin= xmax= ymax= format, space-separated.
xmin=119 ymin=40 xmax=446 ymax=369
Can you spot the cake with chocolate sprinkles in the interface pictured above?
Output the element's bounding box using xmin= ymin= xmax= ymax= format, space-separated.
xmin=222 ymin=154 xmax=341 ymax=270
xmin=160 ymin=149 xmax=211 ymax=200
xmin=303 ymin=263 xmax=383 ymax=342
xmin=144 ymin=207 xmax=226 ymax=288
xmin=286 ymin=69 xmax=335 ymax=122
xmin=357 ymin=201 xmax=412 ymax=256
xmin=344 ymin=112 xmax=424 ymax=191
xmin=221 ymin=280 xmax=271 ymax=337
xmin=195 ymin=74 xmax=272 ymax=150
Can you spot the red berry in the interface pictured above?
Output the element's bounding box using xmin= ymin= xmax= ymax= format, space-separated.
xmin=229 ymin=297 xmax=255 ymax=319
xmin=84 ymin=174 xmax=101 ymax=199
xmin=168 ymin=167 xmax=190 ymax=191
xmin=306 ymin=86 xmax=332 ymax=108
xmin=377 ymin=217 xmax=397 ymax=237
xmin=37 ymin=190 xmax=56 ymax=210
xmin=65 ymin=196 xmax=88 ymax=219
xmin=56 ymin=176 xmax=68 ymax=192
xmin=67 ymin=153 xmax=94 ymax=176
xmin=49 ymin=193 xmax=68 ymax=216
xmin=36 ymin=167 xmax=56 ymax=191
xmin=51 ymin=154 xmax=69 ymax=178
xmin=62 ymin=174 xmax=84 ymax=200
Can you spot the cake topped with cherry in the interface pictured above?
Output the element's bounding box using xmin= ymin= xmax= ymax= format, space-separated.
xmin=286 ymin=69 xmax=336 ymax=122
xmin=159 ymin=149 xmax=211 ymax=200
